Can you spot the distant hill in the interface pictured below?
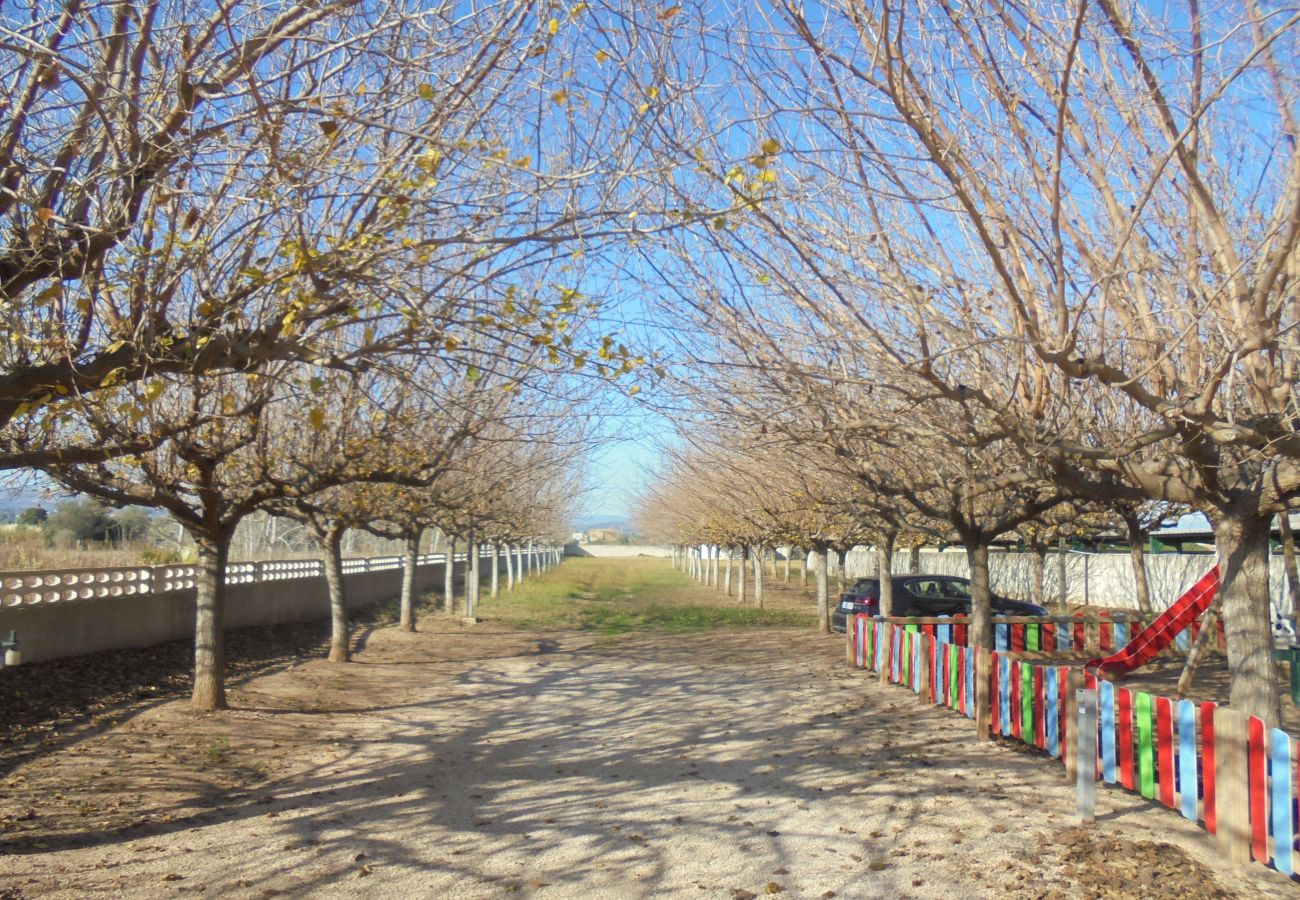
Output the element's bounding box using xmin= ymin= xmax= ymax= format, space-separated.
xmin=573 ymin=514 xmax=631 ymax=532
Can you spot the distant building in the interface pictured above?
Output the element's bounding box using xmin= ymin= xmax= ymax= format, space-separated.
xmin=584 ymin=528 xmax=624 ymax=544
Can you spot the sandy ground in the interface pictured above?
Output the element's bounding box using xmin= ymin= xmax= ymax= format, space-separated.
xmin=0 ymin=622 xmax=1294 ymax=900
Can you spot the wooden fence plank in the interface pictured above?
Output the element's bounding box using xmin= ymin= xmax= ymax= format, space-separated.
xmin=1136 ymin=692 xmax=1156 ymax=800
xmin=1100 ymin=681 xmax=1116 ymax=783
xmin=1064 ymin=669 xmax=1082 ymax=783
xmin=1021 ymin=662 xmax=1034 ymax=746
xmin=1177 ymin=700 xmax=1198 ymax=822
xmin=1034 ymin=666 xmax=1047 ymax=749
xmin=977 ymin=648 xmax=992 ymax=739
xmin=1202 ymin=702 xmax=1217 ymax=834
xmin=1215 ymin=707 xmax=1251 ymax=865
xmin=1269 ymin=727 xmax=1294 ymax=876
xmin=1001 ymin=657 xmax=1012 ymax=738
xmin=1158 ymin=697 xmax=1176 ymax=808
xmin=1248 ymin=715 xmax=1269 ymax=865
xmin=1119 ymin=689 xmax=1135 ymax=791
xmin=1046 ymin=666 xmax=1060 ymax=758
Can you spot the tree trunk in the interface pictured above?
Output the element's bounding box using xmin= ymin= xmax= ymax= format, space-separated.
xmin=909 ymin=545 xmax=920 ymax=574
xmin=966 ymin=540 xmax=993 ymax=649
xmin=877 ymin=534 xmax=895 ymax=617
xmin=192 ymin=530 xmax=232 ymax=711
xmin=444 ymin=537 xmax=456 ymax=613
xmin=400 ymin=528 xmax=421 ymax=632
xmin=724 ymin=551 xmax=733 ymax=596
xmin=468 ymin=539 xmax=480 ymax=617
xmin=784 ymin=547 xmax=791 ymax=582
xmin=1124 ymin=512 xmax=1154 ymax=614
xmin=506 ymin=543 xmax=517 ymax=591
xmin=752 ymin=545 xmax=765 ymax=609
xmin=1056 ymin=535 xmax=1068 ymax=610
xmin=738 ymin=545 xmax=747 ymax=604
xmin=1279 ymin=514 xmax=1300 ymax=627
xmin=1177 ymin=595 xmax=1223 ymax=698
xmin=1030 ymin=543 xmax=1047 ymax=606
xmin=801 ymin=549 xmax=809 ymax=586
xmin=814 ymin=546 xmax=830 ymax=634
xmin=491 ymin=542 xmax=500 ymax=598
xmin=1213 ymin=513 xmax=1282 ymax=726
xmin=321 ymin=524 xmax=350 ymax=662
xmin=837 ymin=549 xmax=847 ymax=592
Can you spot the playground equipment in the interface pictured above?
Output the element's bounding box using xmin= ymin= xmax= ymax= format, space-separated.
xmin=1084 ymin=567 xmax=1219 ymax=677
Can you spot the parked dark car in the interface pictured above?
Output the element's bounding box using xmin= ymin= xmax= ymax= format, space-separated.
xmin=830 ymin=575 xmax=1048 ymax=632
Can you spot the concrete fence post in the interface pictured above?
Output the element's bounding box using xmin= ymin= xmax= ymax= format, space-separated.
xmin=1076 ymin=688 xmax=1098 ymax=823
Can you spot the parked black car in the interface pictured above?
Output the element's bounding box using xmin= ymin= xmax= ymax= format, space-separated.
xmin=830 ymin=575 xmax=1048 ymax=632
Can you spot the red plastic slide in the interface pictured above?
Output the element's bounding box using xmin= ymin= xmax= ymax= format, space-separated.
xmin=1084 ymin=566 xmax=1219 ymax=677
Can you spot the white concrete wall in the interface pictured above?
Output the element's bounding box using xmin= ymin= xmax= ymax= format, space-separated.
xmin=0 ymin=553 xmax=482 ymax=664
xmin=843 ymin=547 xmax=1290 ymax=617
xmin=568 ymin=544 xmax=671 ymax=558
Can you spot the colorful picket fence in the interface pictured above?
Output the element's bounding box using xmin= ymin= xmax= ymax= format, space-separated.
xmin=883 ymin=611 xmax=1224 ymax=657
xmin=850 ymin=614 xmax=1298 ymax=878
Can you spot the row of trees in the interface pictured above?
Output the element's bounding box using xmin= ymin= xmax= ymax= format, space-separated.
xmin=629 ymin=1 xmax=1300 ymax=726
xmin=0 ymin=0 xmax=711 ymax=709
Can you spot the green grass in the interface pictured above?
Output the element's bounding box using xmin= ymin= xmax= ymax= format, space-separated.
xmin=476 ymin=557 xmax=815 ymax=635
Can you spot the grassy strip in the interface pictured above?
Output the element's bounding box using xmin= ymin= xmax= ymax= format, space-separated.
xmin=477 ymin=557 xmax=815 ymax=634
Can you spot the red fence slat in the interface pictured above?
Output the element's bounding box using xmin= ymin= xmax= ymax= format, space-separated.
xmin=1248 ymin=715 xmax=1269 ymax=864
xmin=1157 ymin=696 xmax=1175 ymax=808
xmin=1118 ymin=688 xmax=1135 ymax=791
xmin=1202 ymin=702 xmax=1216 ymax=834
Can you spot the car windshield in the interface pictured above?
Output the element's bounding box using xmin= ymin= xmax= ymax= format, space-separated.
xmin=850 ymin=580 xmax=877 ymax=594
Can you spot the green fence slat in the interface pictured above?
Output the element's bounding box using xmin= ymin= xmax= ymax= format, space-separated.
xmin=1021 ymin=663 xmax=1034 ymax=745
xmin=948 ymin=644 xmax=959 ymax=710
xmin=1027 ymin=623 xmax=1040 ymax=652
xmin=1136 ymin=692 xmax=1155 ymax=800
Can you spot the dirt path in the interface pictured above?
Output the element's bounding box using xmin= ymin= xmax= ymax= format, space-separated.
xmin=0 ymin=623 xmax=1292 ymax=899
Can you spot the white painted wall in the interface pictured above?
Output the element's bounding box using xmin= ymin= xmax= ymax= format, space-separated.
xmin=844 ymin=547 xmax=1291 ymax=617
xmin=568 ymin=544 xmax=671 ymax=558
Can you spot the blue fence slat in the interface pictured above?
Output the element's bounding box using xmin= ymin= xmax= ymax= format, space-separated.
xmin=1101 ymin=681 xmax=1116 ymax=782
xmin=1113 ymin=621 xmax=1128 ymax=648
xmin=938 ymin=617 xmax=952 ymax=646
xmin=912 ymin=634 xmax=922 ymax=694
xmin=1177 ymin=700 xmax=1198 ymax=822
xmin=1000 ymin=657 xmax=1011 ymax=737
xmin=1046 ymin=666 xmax=1060 ymax=757
xmin=1270 ymin=728 xmax=1294 ymax=876
xmin=995 ymin=623 xmax=1009 ymax=652
xmin=1057 ymin=622 xmax=1073 ymax=652
xmin=965 ymin=649 xmax=975 ymax=718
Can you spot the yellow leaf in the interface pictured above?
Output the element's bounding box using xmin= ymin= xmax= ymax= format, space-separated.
xmin=142 ymin=380 xmax=165 ymax=403
xmin=547 ymin=18 xmax=559 ymax=34
xmin=418 ymin=83 xmax=434 ymax=101
xmin=761 ymin=137 xmax=780 ymax=155
xmin=647 ymin=86 xmax=659 ymax=100
xmin=445 ymin=336 xmax=460 ymax=351
xmin=657 ymin=4 xmax=681 ymax=20
xmin=595 ymin=49 xmax=609 ymax=63
xmin=308 ymin=407 xmax=326 ymax=430
xmin=637 ymin=102 xmax=650 ymax=114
